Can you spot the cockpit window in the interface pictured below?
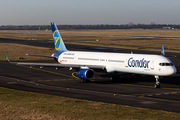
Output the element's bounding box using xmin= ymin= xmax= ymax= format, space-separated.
xmin=159 ymin=62 xmax=173 ymax=66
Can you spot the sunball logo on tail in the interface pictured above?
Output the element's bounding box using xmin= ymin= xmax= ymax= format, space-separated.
xmin=53 ymin=30 xmax=61 ymax=50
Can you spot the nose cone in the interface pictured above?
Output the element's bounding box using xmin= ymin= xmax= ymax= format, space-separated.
xmin=173 ymin=66 xmax=177 ymax=74
xmin=168 ymin=66 xmax=177 ymax=75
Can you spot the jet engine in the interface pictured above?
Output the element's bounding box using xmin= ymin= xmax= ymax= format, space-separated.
xmin=75 ymin=69 xmax=94 ymax=80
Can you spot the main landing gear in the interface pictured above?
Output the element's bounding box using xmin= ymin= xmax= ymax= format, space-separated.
xmin=154 ymin=75 xmax=160 ymax=88
xmin=82 ymin=79 xmax=90 ymax=83
xmin=110 ymin=72 xmax=119 ymax=82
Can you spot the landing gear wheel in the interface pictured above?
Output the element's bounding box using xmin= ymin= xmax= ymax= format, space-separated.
xmin=111 ymin=76 xmax=119 ymax=82
xmin=82 ymin=79 xmax=90 ymax=83
xmin=154 ymin=75 xmax=160 ymax=88
xmin=111 ymin=72 xmax=119 ymax=82
xmin=154 ymin=83 xmax=160 ymax=88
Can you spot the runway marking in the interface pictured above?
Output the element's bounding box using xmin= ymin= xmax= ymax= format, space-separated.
xmin=139 ymin=91 xmax=180 ymax=97
xmin=119 ymin=83 xmax=180 ymax=91
xmin=161 ymin=87 xmax=180 ymax=91
xmin=140 ymin=95 xmax=145 ymax=97
xmin=168 ymin=55 xmax=177 ymax=59
xmin=53 ymin=79 xmax=59 ymax=81
xmin=7 ymin=82 xmax=17 ymax=84
xmin=71 ymin=72 xmax=80 ymax=79
xmin=30 ymin=78 xmax=78 ymax=82
xmin=16 ymin=64 xmax=75 ymax=78
xmin=140 ymin=101 xmax=157 ymax=104
xmin=120 ymin=83 xmax=154 ymax=88
xmin=90 ymin=80 xmax=96 ymax=82
xmin=147 ymin=94 xmax=153 ymax=96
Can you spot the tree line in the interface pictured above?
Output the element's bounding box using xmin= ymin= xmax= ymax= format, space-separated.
xmin=0 ymin=24 xmax=180 ymax=30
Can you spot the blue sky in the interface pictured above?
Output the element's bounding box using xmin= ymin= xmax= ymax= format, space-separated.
xmin=0 ymin=0 xmax=180 ymax=25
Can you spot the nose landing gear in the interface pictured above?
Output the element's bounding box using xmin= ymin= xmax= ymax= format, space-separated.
xmin=154 ymin=75 xmax=160 ymax=88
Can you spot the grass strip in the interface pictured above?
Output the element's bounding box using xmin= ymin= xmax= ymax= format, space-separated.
xmin=0 ymin=87 xmax=180 ymax=120
xmin=1 ymin=30 xmax=180 ymax=51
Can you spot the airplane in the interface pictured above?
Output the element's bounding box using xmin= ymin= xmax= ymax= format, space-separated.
xmin=3 ymin=22 xmax=177 ymax=88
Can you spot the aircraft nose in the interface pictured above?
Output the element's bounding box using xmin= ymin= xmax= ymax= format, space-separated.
xmin=168 ymin=66 xmax=177 ymax=75
xmin=173 ymin=66 xmax=177 ymax=74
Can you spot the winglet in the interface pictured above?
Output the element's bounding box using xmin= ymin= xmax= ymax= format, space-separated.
xmin=161 ymin=45 xmax=165 ymax=56
xmin=3 ymin=51 xmax=10 ymax=63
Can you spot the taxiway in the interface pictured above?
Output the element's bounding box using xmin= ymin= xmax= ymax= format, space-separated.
xmin=0 ymin=38 xmax=180 ymax=112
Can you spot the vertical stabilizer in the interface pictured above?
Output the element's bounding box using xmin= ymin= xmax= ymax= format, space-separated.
xmin=51 ymin=22 xmax=67 ymax=53
xmin=161 ymin=45 xmax=165 ymax=56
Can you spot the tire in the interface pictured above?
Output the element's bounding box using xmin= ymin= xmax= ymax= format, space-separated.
xmin=154 ymin=84 xmax=160 ymax=88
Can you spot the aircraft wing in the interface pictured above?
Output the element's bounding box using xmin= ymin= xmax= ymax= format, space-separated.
xmin=10 ymin=62 xmax=105 ymax=69
xmin=26 ymin=54 xmax=57 ymax=58
xmin=3 ymin=51 xmax=105 ymax=70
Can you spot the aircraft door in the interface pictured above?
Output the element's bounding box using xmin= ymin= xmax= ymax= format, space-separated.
xmin=125 ymin=58 xmax=129 ymax=68
xmin=150 ymin=60 xmax=155 ymax=70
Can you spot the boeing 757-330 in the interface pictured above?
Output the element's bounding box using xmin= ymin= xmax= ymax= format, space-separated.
xmin=3 ymin=22 xmax=177 ymax=88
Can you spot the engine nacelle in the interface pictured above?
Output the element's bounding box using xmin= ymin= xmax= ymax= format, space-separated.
xmin=76 ymin=69 xmax=94 ymax=80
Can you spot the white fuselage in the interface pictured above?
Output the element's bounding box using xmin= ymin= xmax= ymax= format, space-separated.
xmin=57 ymin=51 xmax=176 ymax=76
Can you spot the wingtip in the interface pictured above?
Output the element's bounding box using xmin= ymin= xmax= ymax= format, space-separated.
xmin=3 ymin=51 xmax=10 ymax=62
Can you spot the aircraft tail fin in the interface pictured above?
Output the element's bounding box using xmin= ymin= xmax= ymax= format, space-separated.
xmin=161 ymin=45 xmax=165 ymax=56
xmin=51 ymin=22 xmax=67 ymax=53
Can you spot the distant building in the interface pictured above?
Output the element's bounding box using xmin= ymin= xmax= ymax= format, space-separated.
xmin=129 ymin=22 xmax=134 ymax=26
xmin=162 ymin=27 xmax=171 ymax=29
xmin=151 ymin=22 xmax=155 ymax=25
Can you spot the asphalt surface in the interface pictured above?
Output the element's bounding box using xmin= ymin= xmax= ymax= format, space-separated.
xmin=0 ymin=38 xmax=180 ymax=112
